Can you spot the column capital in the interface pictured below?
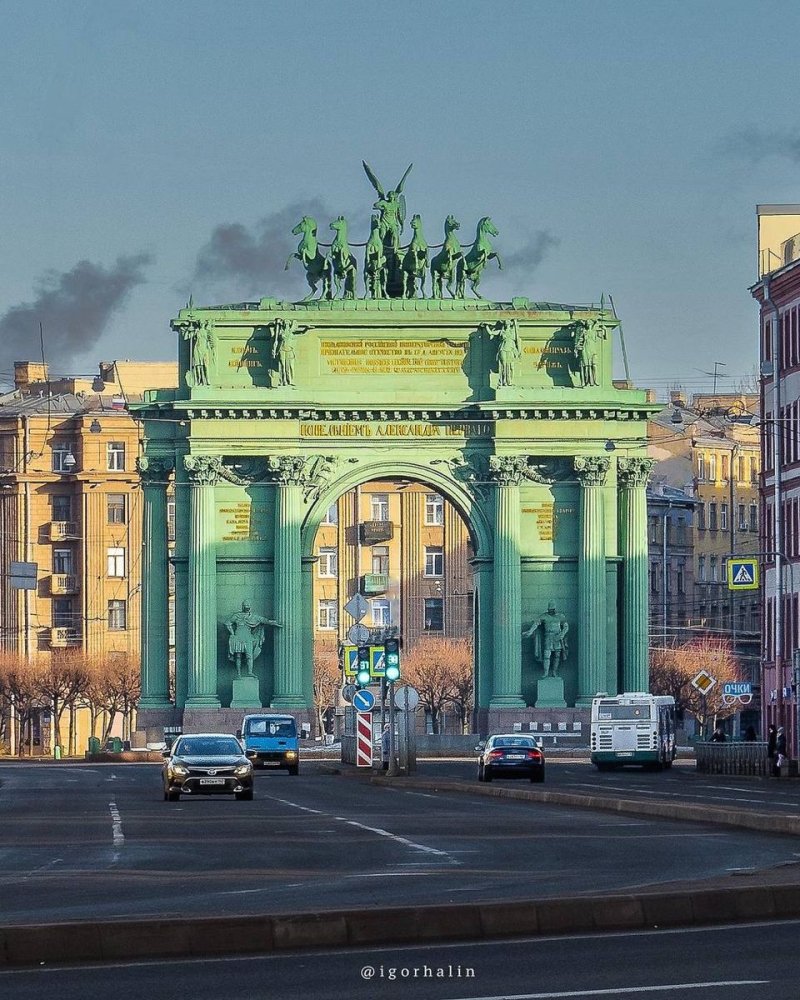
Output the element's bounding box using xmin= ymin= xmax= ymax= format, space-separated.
xmin=136 ymin=456 xmax=173 ymax=485
xmin=266 ymin=455 xmax=310 ymax=486
xmin=617 ymin=456 xmax=655 ymax=488
xmin=184 ymin=454 xmax=222 ymax=485
xmin=574 ymin=455 xmax=610 ymax=487
xmin=487 ymin=455 xmax=527 ymax=485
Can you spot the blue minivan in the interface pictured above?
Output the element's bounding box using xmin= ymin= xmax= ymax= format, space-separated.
xmin=239 ymin=714 xmax=299 ymax=775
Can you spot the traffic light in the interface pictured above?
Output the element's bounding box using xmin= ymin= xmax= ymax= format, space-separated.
xmin=384 ymin=637 xmax=400 ymax=682
xmin=356 ymin=645 xmax=371 ymax=687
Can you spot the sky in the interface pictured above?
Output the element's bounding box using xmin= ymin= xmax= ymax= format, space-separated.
xmin=2 ymin=0 xmax=800 ymax=397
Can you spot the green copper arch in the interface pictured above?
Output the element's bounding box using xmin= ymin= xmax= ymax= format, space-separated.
xmin=301 ymin=460 xmax=492 ymax=558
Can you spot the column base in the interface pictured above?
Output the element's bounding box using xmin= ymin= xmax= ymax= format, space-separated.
xmin=185 ymin=696 xmax=222 ymax=709
xmin=271 ymin=696 xmax=309 ymax=710
xmin=575 ymin=696 xmax=597 ymax=708
xmin=489 ymin=696 xmax=527 ymax=709
xmin=137 ymin=697 xmax=173 ymax=711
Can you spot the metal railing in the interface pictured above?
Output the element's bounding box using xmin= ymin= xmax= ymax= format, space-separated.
xmin=695 ymin=741 xmax=769 ymax=776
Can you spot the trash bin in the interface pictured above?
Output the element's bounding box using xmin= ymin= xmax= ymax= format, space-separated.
xmin=111 ymin=736 xmax=123 ymax=753
xmin=54 ymin=745 xmax=62 ymax=760
xmin=87 ymin=736 xmax=101 ymax=755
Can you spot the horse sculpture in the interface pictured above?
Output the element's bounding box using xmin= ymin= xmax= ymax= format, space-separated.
xmin=430 ymin=215 xmax=463 ymax=298
xmin=329 ymin=216 xmax=357 ymax=299
xmin=364 ymin=215 xmax=387 ymax=299
xmin=402 ymin=214 xmax=429 ymax=298
xmin=285 ymin=216 xmax=330 ymax=300
xmin=458 ymin=217 xmax=502 ymax=298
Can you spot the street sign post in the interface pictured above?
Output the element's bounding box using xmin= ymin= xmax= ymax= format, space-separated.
xmin=727 ymin=559 xmax=759 ymax=591
xmin=356 ymin=711 xmax=372 ymax=767
xmin=370 ymin=645 xmax=386 ymax=677
xmin=347 ymin=623 xmax=370 ymax=646
xmin=394 ymin=685 xmax=419 ymax=712
xmin=343 ymin=593 xmax=369 ymax=622
xmin=353 ymin=689 xmax=375 ymax=713
xmin=340 ymin=683 xmax=357 ymax=705
xmin=691 ymin=670 xmax=717 ymax=694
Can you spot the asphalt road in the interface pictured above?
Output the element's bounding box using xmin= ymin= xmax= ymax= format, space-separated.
xmin=0 ymin=760 xmax=798 ymax=925
xmin=0 ymin=919 xmax=797 ymax=1000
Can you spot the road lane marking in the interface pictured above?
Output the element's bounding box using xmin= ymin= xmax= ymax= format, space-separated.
xmin=109 ymin=801 xmax=124 ymax=850
xmin=447 ymin=982 xmax=769 ymax=999
xmin=260 ymin=792 xmax=459 ymax=864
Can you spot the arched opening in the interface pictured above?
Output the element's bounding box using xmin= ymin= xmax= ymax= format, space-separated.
xmin=306 ymin=469 xmax=481 ymax=738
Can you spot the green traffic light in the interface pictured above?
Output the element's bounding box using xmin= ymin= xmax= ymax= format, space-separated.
xmin=356 ymin=668 xmax=371 ymax=686
xmin=385 ymin=664 xmax=400 ymax=682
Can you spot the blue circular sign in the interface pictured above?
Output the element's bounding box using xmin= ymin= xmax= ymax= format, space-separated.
xmin=353 ymin=689 xmax=375 ymax=713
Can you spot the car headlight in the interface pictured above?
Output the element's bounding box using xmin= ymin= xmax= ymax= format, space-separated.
xmin=169 ymin=763 xmax=189 ymax=777
xmin=234 ymin=764 xmax=252 ymax=778
xmin=285 ymin=751 xmax=297 ymax=760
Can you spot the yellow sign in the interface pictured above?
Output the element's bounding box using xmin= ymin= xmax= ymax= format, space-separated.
xmin=727 ymin=559 xmax=759 ymax=591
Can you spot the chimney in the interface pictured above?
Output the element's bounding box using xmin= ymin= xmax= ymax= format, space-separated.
xmin=14 ymin=361 xmax=49 ymax=390
xmin=669 ymin=390 xmax=687 ymax=407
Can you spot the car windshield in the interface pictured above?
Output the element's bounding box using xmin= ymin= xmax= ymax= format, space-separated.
xmin=491 ymin=738 xmax=536 ymax=748
xmin=174 ymin=738 xmax=242 ymax=756
xmin=245 ymin=719 xmax=296 ymax=737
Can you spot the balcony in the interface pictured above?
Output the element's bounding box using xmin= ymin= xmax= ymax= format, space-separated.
xmin=49 ymin=627 xmax=80 ymax=648
xmin=49 ymin=521 xmax=79 ymax=541
xmin=50 ymin=574 xmax=78 ymax=595
xmin=360 ymin=520 xmax=394 ymax=543
xmin=362 ymin=573 xmax=389 ymax=595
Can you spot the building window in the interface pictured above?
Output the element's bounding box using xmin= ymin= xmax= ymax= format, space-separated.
xmin=698 ymin=555 xmax=706 ymax=582
xmin=371 ymin=598 xmax=391 ymax=626
xmin=167 ymin=499 xmax=176 ymax=541
xmin=107 ymin=442 xmax=126 ymax=471
xmin=721 ymin=454 xmax=730 ymax=481
xmin=425 ymin=494 xmax=444 ymax=525
xmin=371 ymin=545 xmax=389 ymax=575
xmin=650 ymin=563 xmax=659 ymax=593
xmin=708 ymin=454 xmax=717 ymax=481
xmin=107 ymin=547 xmax=126 ymax=577
xmin=424 ymin=545 xmax=444 ymax=577
xmin=697 ymin=504 xmax=706 ymax=530
xmin=424 ymin=598 xmax=444 ymax=631
xmin=108 ymin=600 xmax=127 ymax=630
xmin=648 ymin=516 xmax=658 ymax=543
xmin=750 ymin=458 xmax=758 ymax=484
xmin=317 ymin=600 xmax=338 ymax=630
xmin=322 ymin=502 xmax=338 ymax=525
xmin=53 ymin=549 xmax=72 ymax=574
xmin=666 ymin=563 xmax=672 ymax=594
xmin=52 ymin=442 xmax=75 ymax=473
xmin=720 ymin=503 xmax=728 ymax=531
xmin=318 ymin=547 xmax=338 ymax=577
xmin=370 ymin=493 xmax=389 ymax=521
xmin=710 ymin=556 xmax=718 ymax=582
xmin=107 ymin=493 xmax=126 ymax=524
xmin=709 ymin=503 xmax=718 ymax=530
xmin=677 ymin=562 xmax=685 ymax=594
xmin=749 ymin=504 xmax=758 ymax=532
xmin=52 ymin=598 xmax=73 ymax=627
xmin=697 ymin=454 xmax=706 ymax=481
xmin=738 ymin=504 xmax=747 ymax=530
xmin=52 ymin=495 xmax=71 ymax=521
xmin=738 ymin=456 xmax=746 ymax=482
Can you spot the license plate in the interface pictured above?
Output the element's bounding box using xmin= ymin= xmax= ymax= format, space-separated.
xmin=617 ymin=752 xmax=634 ymax=757
xmin=264 ymin=761 xmax=281 ymax=767
xmin=506 ymin=754 xmax=526 ymax=760
xmin=200 ymin=778 xmax=225 ymax=785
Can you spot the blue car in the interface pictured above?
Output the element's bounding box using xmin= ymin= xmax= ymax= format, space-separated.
xmin=239 ymin=714 xmax=300 ymax=775
xmin=476 ymin=734 xmax=545 ymax=783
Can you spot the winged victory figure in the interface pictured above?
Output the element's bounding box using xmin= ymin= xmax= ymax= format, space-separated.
xmin=362 ymin=160 xmax=413 ymax=254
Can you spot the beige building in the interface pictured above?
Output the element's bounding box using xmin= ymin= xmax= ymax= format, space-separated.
xmin=312 ymin=480 xmax=473 ymax=655
xmin=649 ymin=392 xmax=761 ymax=682
xmin=0 ymin=360 xmax=178 ymax=751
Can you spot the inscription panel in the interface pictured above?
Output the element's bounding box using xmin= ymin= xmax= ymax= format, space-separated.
xmin=319 ymin=339 xmax=466 ymax=376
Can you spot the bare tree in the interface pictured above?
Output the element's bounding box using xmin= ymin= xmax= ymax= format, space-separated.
xmin=404 ymin=638 xmax=459 ymax=734
xmin=313 ymin=648 xmax=339 ymax=738
xmin=0 ymin=653 xmax=40 ymax=756
xmin=445 ymin=639 xmax=474 ymax=734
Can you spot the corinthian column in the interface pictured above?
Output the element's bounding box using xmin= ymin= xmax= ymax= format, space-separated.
xmin=575 ymin=456 xmax=610 ymax=705
xmin=270 ymin=457 xmax=307 ymax=708
xmin=488 ymin=456 xmax=526 ymax=707
xmin=618 ymin=457 xmax=655 ymax=693
xmin=184 ymin=455 xmax=221 ymax=707
xmin=136 ymin=457 xmax=173 ymax=708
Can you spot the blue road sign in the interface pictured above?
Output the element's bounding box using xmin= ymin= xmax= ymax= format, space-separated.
xmin=722 ymin=682 xmax=752 ymax=697
xmin=727 ymin=559 xmax=759 ymax=591
xmin=352 ymin=689 xmax=375 ymax=713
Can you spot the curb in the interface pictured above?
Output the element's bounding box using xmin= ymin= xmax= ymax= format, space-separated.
xmin=368 ymin=776 xmax=800 ymax=837
xmin=2 ymin=881 xmax=800 ymax=967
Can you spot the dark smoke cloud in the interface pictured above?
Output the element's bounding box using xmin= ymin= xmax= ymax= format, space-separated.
xmin=0 ymin=254 xmax=151 ymax=375
xmin=185 ymin=199 xmax=331 ymax=301
xmin=502 ymin=230 xmax=559 ymax=274
xmin=717 ymin=126 xmax=800 ymax=164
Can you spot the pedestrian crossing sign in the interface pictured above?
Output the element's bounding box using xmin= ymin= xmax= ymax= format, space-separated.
xmin=727 ymin=558 xmax=759 ymax=591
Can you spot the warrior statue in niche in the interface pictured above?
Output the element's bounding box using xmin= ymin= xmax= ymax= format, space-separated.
xmin=225 ymin=601 xmax=282 ymax=677
xmin=523 ymin=601 xmax=569 ymax=678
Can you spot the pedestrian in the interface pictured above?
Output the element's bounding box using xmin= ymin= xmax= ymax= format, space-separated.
xmin=743 ymin=725 xmax=757 ymax=742
xmin=381 ymin=723 xmax=391 ymax=771
xmin=767 ymin=724 xmax=777 ymax=776
xmin=710 ymin=726 xmax=726 ymax=743
xmin=776 ymin=726 xmax=787 ymax=777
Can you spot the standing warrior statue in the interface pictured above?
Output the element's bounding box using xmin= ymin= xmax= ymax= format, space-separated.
xmin=523 ymin=601 xmax=569 ymax=678
xmin=481 ymin=318 xmax=521 ymax=387
xmin=270 ymin=317 xmax=309 ymax=386
xmin=362 ymin=160 xmax=414 ymax=254
xmin=572 ymin=317 xmax=607 ymax=388
xmin=179 ymin=318 xmax=216 ymax=388
xmin=225 ymin=600 xmax=282 ymax=678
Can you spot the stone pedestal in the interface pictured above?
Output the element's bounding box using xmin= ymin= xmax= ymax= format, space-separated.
xmin=535 ymin=676 xmax=567 ymax=708
xmin=231 ymin=675 xmax=261 ymax=709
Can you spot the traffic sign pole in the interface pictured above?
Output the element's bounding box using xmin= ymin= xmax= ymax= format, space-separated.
xmin=387 ymin=680 xmax=398 ymax=776
xmin=356 ymin=711 xmax=372 ymax=767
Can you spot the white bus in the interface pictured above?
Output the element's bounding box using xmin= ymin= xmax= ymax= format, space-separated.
xmin=590 ymin=693 xmax=677 ymax=770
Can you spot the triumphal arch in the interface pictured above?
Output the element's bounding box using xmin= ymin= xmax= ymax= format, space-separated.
xmin=133 ymin=163 xmax=657 ymax=735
